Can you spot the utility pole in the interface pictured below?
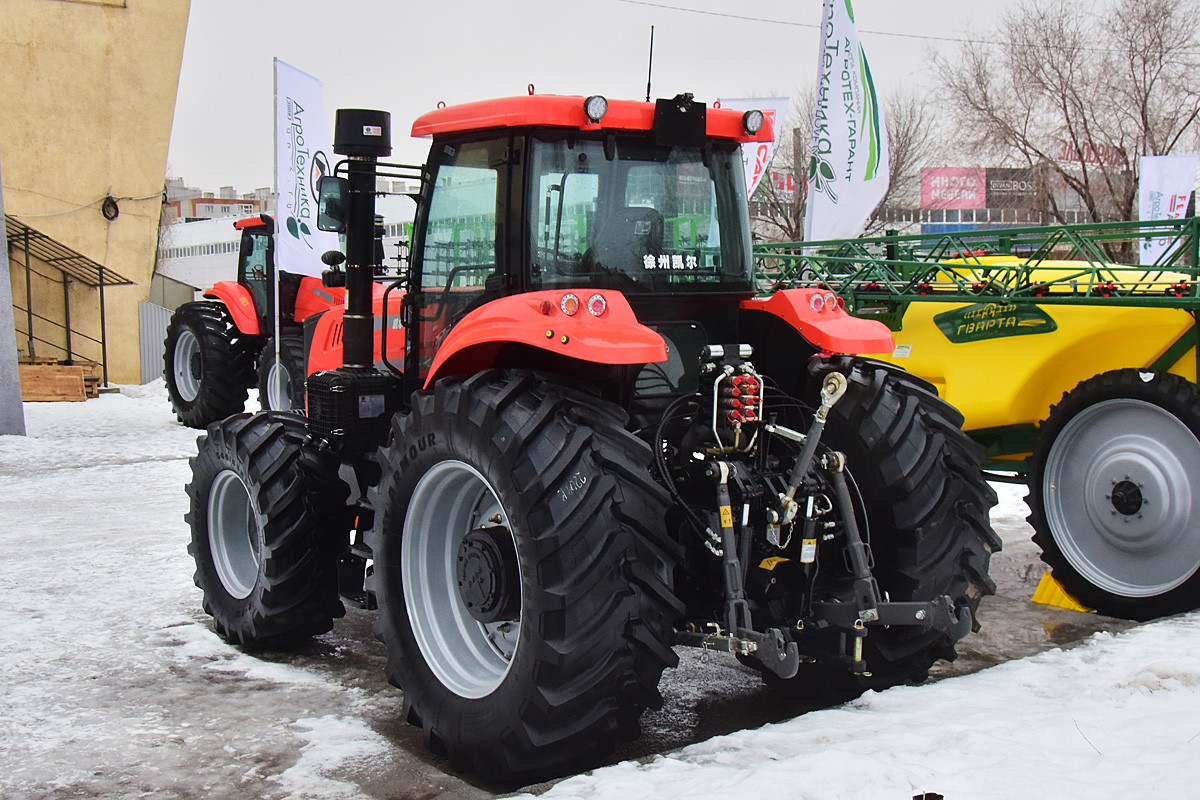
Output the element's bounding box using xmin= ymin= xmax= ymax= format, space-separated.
xmin=0 ymin=154 xmax=27 ymax=435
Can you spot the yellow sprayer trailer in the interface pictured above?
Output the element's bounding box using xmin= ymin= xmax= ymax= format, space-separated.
xmin=757 ymin=218 xmax=1200 ymax=621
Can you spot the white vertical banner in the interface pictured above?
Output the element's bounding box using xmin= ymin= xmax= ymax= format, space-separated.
xmin=1139 ymin=154 xmax=1197 ymax=265
xmin=804 ymin=0 xmax=889 ymax=241
xmin=274 ymin=59 xmax=339 ymax=277
xmin=717 ymin=97 xmax=790 ymax=199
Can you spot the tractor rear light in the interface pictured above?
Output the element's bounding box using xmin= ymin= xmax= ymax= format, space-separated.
xmin=742 ymin=109 xmax=764 ymax=135
xmin=810 ymin=291 xmax=840 ymax=313
xmin=586 ymin=293 xmax=607 ymax=316
xmin=584 ymin=95 xmax=608 ymax=123
xmin=560 ymin=293 xmax=581 ymax=316
xmin=539 ymin=300 xmax=553 ymax=316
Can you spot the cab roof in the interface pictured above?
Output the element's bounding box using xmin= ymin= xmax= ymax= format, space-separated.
xmin=411 ymin=94 xmax=774 ymax=144
xmin=233 ymin=214 xmax=271 ymax=230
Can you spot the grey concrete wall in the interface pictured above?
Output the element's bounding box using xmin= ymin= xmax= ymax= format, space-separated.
xmin=1 ymin=155 xmax=28 ymax=435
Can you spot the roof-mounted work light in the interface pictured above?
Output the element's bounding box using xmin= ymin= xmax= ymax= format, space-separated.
xmin=584 ymin=95 xmax=609 ymax=123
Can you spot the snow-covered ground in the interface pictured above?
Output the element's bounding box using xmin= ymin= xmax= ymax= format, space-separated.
xmin=1 ymin=385 xmax=1196 ymax=799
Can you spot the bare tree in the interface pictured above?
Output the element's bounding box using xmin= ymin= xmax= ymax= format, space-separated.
xmin=751 ymin=91 xmax=940 ymax=242
xmin=866 ymin=89 xmax=941 ymax=234
xmin=933 ymin=0 xmax=1200 ymax=224
xmin=748 ymin=96 xmax=811 ymax=243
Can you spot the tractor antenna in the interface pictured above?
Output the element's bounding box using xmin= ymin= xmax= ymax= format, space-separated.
xmin=645 ymin=25 xmax=654 ymax=102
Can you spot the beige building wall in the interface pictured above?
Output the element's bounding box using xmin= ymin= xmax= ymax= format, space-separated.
xmin=1 ymin=0 xmax=191 ymax=383
xmin=6 ymin=237 xmax=103 ymax=366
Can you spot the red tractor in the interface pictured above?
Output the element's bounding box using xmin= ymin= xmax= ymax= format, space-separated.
xmin=185 ymin=94 xmax=999 ymax=781
xmin=163 ymin=215 xmax=346 ymax=427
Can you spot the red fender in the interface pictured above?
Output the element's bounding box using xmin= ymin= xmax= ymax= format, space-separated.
xmin=425 ymin=290 xmax=667 ymax=388
xmin=742 ymin=289 xmax=894 ymax=355
xmin=294 ymin=276 xmax=345 ymax=323
xmin=305 ymin=286 xmax=407 ymax=375
xmin=203 ymin=281 xmax=260 ymax=335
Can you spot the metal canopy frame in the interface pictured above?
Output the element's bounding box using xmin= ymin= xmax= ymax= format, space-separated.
xmin=4 ymin=215 xmax=133 ymax=287
xmin=4 ymin=214 xmax=134 ymax=385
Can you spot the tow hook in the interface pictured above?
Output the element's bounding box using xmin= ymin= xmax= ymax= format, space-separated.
xmin=745 ymin=627 xmax=800 ymax=680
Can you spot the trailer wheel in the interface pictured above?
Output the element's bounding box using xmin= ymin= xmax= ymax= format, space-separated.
xmin=186 ymin=412 xmax=347 ymax=646
xmin=257 ymin=333 xmax=308 ymax=413
xmin=164 ymin=302 xmax=260 ymax=428
xmin=366 ymin=371 xmax=681 ymax=781
xmin=770 ymin=358 xmax=999 ymax=695
xmin=1029 ymin=369 xmax=1200 ymax=620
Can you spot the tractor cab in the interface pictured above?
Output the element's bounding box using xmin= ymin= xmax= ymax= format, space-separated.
xmin=233 ymin=216 xmax=276 ymax=325
xmin=317 ymin=93 xmax=773 ymax=405
xmin=232 ymin=215 xmax=339 ymax=331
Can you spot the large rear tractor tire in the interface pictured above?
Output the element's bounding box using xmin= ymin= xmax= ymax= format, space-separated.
xmin=767 ymin=358 xmax=999 ymax=697
xmin=186 ymin=412 xmax=348 ymax=646
xmin=1029 ymin=369 xmax=1200 ymax=621
xmin=164 ymin=302 xmax=260 ymax=428
xmin=366 ymin=371 xmax=681 ymax=781
xmin=257 ymin=333 xmax=308 ymax=413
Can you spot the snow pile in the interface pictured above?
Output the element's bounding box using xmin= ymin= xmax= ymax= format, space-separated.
xmin=271 ymin=716 xmax=392 ymax=800
xmin=0 ymin=385 xmax=396 ymax=800
xmin=525 ymin=616 xmax=1200 ymax=800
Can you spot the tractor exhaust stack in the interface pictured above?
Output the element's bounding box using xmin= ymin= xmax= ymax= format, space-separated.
xmin=332 ymin=109 xmax=391 ymax=369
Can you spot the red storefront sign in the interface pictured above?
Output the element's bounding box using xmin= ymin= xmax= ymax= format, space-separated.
xmin=921 ymin=167 xmax=986 ymax=209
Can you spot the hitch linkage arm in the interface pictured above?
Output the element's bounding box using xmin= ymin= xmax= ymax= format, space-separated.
xmin=708 ymin=461 xmax=801 ymax=681
xmin=775 ymin=372 xmax=847 ymax=525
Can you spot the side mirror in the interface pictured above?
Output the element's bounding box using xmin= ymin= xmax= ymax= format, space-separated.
xmin=316 ymin=176 xmax=349 ymax=232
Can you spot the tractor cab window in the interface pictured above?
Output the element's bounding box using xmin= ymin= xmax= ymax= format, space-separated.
xmin=528 ymin=135 xmax=754 ymax=294
xmin=238 ymin=226 xmax=272 ymax=320
xmin=413 ymin=137 xmax=507 ymax=373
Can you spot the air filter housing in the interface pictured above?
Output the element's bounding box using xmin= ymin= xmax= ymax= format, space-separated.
xmin=334 ymin=109 xmax=392 ymax=158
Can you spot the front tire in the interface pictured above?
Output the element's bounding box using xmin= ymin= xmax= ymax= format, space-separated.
xmin=186 ymin=412 xmax=347 ymax=646
xmin=1029 ymin=369 xmax=1200 ymax=620
xmin=257 ymin=332 xmax=308 ymax=413
xmin=164 ymin=302 xmax=260 ymax=428
xmin=366 ymin=371 xmax=681 ymax=781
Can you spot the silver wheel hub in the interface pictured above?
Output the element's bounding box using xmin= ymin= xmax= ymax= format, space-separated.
xmin=1044 ymin=398 xmax=1200 ymax=597
xmin=207 ymin=469 xmax=261 ymax=600
xmin=402 ymin=460 xmax=520 ymax=699
xmin=174 ymin=329 xmax=202 ymax=402
xmin=266 ymin=359 xmax=292 ymax=411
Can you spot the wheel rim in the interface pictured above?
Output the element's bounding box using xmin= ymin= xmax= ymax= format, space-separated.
xmin=173 ymin=329 xmax=201 ymax=402
xmin=1044 ymin=398 xmax=1200 ymax=597
xmin=208 ymin=469 xmax=261 ymax=600
xmin=402 ymin=460 xmax=520 ymax=699
xmin=266 ymin=359 xmax=293 ymax=411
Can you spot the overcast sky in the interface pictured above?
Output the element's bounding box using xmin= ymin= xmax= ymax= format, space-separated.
xmin=166 ymin=0 xmax=1020 ymax=191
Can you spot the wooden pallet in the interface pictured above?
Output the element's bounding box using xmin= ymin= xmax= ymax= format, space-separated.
xmin=73 ymin=360 xmax=102 ymax=399
xmin=18 ymin=364 xmax=87 ymax=402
